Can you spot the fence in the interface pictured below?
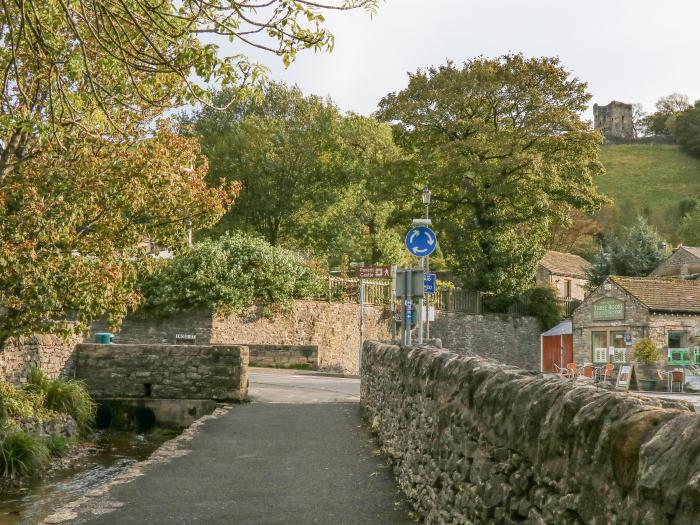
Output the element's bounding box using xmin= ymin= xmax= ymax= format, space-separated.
xmin=320 ymin=277 xmax=482 ymax=314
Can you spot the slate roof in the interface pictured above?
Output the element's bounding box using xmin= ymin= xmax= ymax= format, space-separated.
xmin=679 ymin=246 xmax=700 ymax=260
xmin=541 ymin=319 xmax=572 ymax=337
xmin=539 ymin=250 xmax=591 ymax=279
xmin=610 ymin=276 xmax=700 ymax=314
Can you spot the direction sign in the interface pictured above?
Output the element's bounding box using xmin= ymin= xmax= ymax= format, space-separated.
xmin=423 ymin=273 xmax=436 ymax=294
xmin=357 ymin=265 xmax=391 ymax=279
xmin=405 ymin=226 xmax=437 ymax=257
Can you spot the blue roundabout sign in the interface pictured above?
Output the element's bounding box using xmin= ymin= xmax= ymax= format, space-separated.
xmin=405 ymin=226 xmax=437 ymax=257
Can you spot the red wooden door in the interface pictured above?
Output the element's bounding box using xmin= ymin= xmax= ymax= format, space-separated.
xmin=542 ymin=334 xmax=573 ymax=372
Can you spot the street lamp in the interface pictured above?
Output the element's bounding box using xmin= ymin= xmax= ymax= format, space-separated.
xmin=421 ymin=187 xmax=431 ymax=342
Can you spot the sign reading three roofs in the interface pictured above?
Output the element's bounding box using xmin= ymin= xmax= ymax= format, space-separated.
xmin=592 ymin=297 xmax=625 ymax=321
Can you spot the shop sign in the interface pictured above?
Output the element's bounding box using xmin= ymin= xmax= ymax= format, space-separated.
xmin=592 ymin=297 xmax=625 ymax=321
xmin=615 ymin=365 xmax=634 ymax=391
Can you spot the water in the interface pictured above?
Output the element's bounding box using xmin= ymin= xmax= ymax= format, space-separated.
xmin=0 ymin=429 xmax=179 ymax=525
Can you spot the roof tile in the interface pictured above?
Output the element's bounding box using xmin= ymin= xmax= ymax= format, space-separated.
xmin=610 ymin=276 xmax=700 ymax=313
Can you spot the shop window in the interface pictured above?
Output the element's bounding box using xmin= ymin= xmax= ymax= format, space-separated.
xmin=668 ymin=331 xmax=691 ymax=364
xmin=592 ymin=331 xmax=608 ymax=363
xmin=611 ymin=331 xmax=628 ymax=363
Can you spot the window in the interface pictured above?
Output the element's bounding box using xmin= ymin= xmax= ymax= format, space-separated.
xmin=592 ymin=332 xmax=608 ymax=363
xmin=565 ymin=280 xmax=572 ymax=298
xmin=611 ymin=331 xmax=628 ymax=363
xmin=668 ymin=331 xmax=691 ymax=365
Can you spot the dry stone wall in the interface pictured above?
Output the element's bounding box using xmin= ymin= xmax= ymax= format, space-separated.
xmin=247 ymin=344 xmax=318 ymax=368
xmin=75 ymin=343 xmax=249 ymax=402
xmin=429 ymin=312 xmax=540 ymax=370
xmin=0 ymin=333 xmax=83 ymax=383
xmin=93 ymin=301 xmax=391 ymax=374
xmin=361 ymin=341 xmax=700 ymax=524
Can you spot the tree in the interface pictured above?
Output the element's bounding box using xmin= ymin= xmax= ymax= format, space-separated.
xmin=643 ymin=93 xmax=691 ymax=136
xmin=672 ymin=101 xmax=700 ymax=158
xmin=0 ymin=123 xmax=236 ymax=341
xmin=376 ymin=54 xmax=607 ymax=295
xmin=182 ymin=83 xmax=407 ymax=267
xmin=632 ymin=103 xmax=649 ymax=138
xmin=678 ymin=196 xmax=700 ymax=244
xmin=0 ymin=0 xmax=378 ymax=177
xmin=586 ymin=217 xmax=666 ymax=287
xmin=0 ymin=1 xmax=375 ymax=340
xmin=547 ymin=210 xmax=602 ymax=257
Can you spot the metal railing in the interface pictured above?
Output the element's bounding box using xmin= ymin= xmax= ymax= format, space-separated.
xmin=320 ymin=276 xmax=483 ymax=313
xmin=563 ymin=298 xmax=581 ymax=318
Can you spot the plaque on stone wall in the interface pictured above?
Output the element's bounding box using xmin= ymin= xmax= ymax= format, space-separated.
xmin=592 ymin=297 xmax=625 ymax=321
xmin=175 ymin=333 xmax=197 ymax=345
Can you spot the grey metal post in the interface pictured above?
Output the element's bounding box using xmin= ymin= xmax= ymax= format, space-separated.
xmin=359 ymin=278 xmax=364 ymax=372
xmin=391 ymin=265 xmax=397 ymax=342
xmin=405 ymin=270 xmax=412 ymax=347
xmin=417 ymin=275 xmax=424 ymax=344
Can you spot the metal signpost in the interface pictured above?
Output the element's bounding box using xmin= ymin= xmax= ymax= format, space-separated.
xmin=395 ymin=269 xmax=424 ymax=346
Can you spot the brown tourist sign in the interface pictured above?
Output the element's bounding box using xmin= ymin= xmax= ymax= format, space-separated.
xmin=357 ymin=266 xmax=391 ymax=279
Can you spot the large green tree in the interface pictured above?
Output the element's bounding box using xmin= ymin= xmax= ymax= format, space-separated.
xmin=586 ymin=217 xmax=667 ymax=288
xmin=672 ymin=101 xmax=700 ymax=158
xmin=377 ymin=54 xmax=607 ymax=295
xmin=0 ymin=124 xmax=236 ymax=340
xmin=0 ymin=1 xmax=376 ymax=338
xmin=183 ymin=83 xmax=407 ymax=267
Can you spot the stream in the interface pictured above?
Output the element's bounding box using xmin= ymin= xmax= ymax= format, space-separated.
xmin=0 ymin=429 xmax=179 ymax=525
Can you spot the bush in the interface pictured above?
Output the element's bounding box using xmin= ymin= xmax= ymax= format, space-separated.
xmin=634 ymin=338 xmax=661 ymax=365
xmin=139 ymin=232 xmax=324 ymax=316
xmin=522 ymin=286 xmax=563 ymax=331
xmin=45 ymin=435 xmax=72 ymax=457
xmin=26 ymin=366 xmax=96 ymax=433
xmin=0 ymin=431 xmax=50 ymax=478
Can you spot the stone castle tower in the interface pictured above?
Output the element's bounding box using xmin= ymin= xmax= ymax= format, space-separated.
xmin=593 ymin=101 xmax=634 ymax=139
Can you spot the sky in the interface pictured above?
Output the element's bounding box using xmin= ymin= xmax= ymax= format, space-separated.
xmin=218 ymin=0 xmax=700 ymax=121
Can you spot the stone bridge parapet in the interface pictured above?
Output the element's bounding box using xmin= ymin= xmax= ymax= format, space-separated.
xmin=75 ymin=343 xmax=249 ymax=402
xmin=361 ymin=341 xmax=700 ymax=524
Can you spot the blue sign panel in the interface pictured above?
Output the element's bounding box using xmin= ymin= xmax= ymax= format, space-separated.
xmin=424 ymin=273 xmax=436 ymax=294
xmin=405 ymin=226 xmax=437 ymax=257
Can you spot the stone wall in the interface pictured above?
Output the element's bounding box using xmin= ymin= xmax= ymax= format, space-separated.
xmin=247 ymin=344 xmax=319 ymax=369
xmin=429 ymin=312 xmax=540 ymax=370
xmin=93 ymin=300 xmax=392 ymax=374
xmin=593 ymin=101 xmax=634 ymax=139
xmin=75 ymin=343 xmax=249 ymax=402
xmin=650 ymin=247 xmax=700 ymax=277
xmin=0 ymin=333 xmax=83 ymax=384
xmin=361 ymin=341 xmax=700 ymax=524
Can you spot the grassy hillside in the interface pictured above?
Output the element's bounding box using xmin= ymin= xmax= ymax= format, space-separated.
xmin=596 ymin=144 xmax=700 ymax=239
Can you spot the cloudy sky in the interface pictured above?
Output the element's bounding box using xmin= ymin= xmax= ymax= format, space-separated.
xmin=222 ymin=0 xmax=700 ymax=121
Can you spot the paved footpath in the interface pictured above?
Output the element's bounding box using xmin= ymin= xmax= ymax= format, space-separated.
xmin=74 ymin=369 xmax=413 ymax=525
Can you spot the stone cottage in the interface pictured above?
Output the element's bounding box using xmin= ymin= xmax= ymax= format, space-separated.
xmin=572 ymin=276 xmax=700 ymax=367
xmin=536 ymin=250 xmax=591 ymax=301
xmin=650 ymin=245 xmax=700 ymax=278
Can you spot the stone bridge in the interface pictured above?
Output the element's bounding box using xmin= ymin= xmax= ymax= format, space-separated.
xmin=47 ymin=341 xmax=700 ymax=524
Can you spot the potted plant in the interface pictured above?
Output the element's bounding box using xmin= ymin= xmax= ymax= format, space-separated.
xmin=634 ymin=338 xmax=661 ymax=391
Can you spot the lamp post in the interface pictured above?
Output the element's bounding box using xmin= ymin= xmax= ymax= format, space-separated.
xmin=422 ymin=187 xmax=431 ymax=341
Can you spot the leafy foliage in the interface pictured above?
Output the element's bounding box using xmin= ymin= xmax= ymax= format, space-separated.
xmin=586 ymin=217 xmax=667 ymax=287
xmin=643 ymin=93 xmax=691 ymax=136
xmin=26 ymin=367 xmax=96 ymax=434
xmin=377 ymin=54 xmax=607 ymax=295
xmin=0 ymin=431 xmax=50 ymax=478
xmin=140 ymin=232 xmax=324 ymax=316
xmin=672 ymin=101 xmax=700 ymax=158
xmin=181 ymin=83 xmax=407 ymax=267
xmin=633 ymin=338 xmax=661 ymax=365
xmin=0 ymin=0 xmax=377 ymax=176
xmin=522 ymin=286 xmax=564 ymax=331
xmin=0 ymin=123 xmax=235 ymax=341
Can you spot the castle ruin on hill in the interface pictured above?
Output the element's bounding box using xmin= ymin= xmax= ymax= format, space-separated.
xmin=593 ymin=101 xmax=634 ymax=139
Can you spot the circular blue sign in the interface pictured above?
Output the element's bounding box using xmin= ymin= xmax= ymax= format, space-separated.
xmin=405 ymin=226 xmax=437 ymax=257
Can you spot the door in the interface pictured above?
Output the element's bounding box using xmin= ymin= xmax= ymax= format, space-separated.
xmin=542 ymin=334 xmax=573 ymax=372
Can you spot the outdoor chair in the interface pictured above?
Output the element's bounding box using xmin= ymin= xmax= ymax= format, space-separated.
xmin=671 ymin=369 xmax=685 ymax=393
xmin=553 ymin=364 xmax=569 ymax=376
xmin=578 ymin=364 xmax=594 ymax=379
xmin=564 ymin=363 xmax=577 ymax=378
xmin=598 ymin=363 xmax=614 ymax=383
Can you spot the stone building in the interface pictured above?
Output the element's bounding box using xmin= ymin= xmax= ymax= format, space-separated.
xmin=650 ymin=245 xmax=700 ymax=278
xmin=593 ymin=101 xmax=634 ymax=139
xmin=572 ymin=276 xmax=700 ymax=368
xmin=536 ymin=250 xmax=591 ymax=301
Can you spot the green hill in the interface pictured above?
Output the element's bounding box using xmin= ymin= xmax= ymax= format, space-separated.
xmin=596 ymin=144 xmax=700 ymax=239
